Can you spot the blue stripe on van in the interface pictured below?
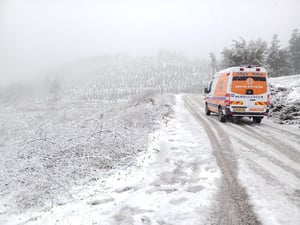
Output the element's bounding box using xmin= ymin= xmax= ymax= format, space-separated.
xmin=206 ymin=96 xmax=226 ymax=100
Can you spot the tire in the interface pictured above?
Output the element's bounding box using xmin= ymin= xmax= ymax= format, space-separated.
xmin=218 ymin=107 xmax=226 ymax=122
xmin=253 ymin=117 xmax=262 ymax=124
xmin=205 ymin=103 xmax=211 ymax=115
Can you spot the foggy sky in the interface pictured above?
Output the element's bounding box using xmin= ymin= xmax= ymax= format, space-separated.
xmin=0 ymin=0 xmax=300 ymax=84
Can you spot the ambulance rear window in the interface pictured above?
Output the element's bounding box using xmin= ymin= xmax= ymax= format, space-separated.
xmin=232 ymin=76 xmax=266 ymax=81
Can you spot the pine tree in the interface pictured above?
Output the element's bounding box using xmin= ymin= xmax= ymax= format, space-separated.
xmin=231 ymin=38 xmax=248 ymax=65
xmin=209 ymin=52 xmax=218 ymax=74
xmin=289 ymin=29 xmax=300 ymax=74
xmin=221 ymin=38 xmax=267 ymax=68
xmin=267 ymin=34 xmax=281 ymax=77
xmin=278 ymin=48 xmax=293 ymax=76
xmin=247 ymin=38 xmax=267 ymax=66
xmin=221 ymin=47 xmax=235 ymax=68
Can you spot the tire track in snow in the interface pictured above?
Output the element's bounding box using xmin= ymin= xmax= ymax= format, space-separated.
xmin=260 ymin=123 xmax=300 ymax=140
xmin=239 ymin=156 xmax=300 ymax=207
xmin=232 ymin=137 xmax=300 ymax=180
xmin=230 ymin=123 xmax=300 ymax=164
xmin=231 ymin=137 xmax=300 ymax=206
xmin=183 ymin=95 xmax=261 ymax=225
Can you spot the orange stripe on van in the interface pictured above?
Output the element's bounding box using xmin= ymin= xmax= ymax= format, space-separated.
xmin=255 ymin=102 xmax=268 ymax=106
xmin=230 ymin=101 xmax=243 ymax=105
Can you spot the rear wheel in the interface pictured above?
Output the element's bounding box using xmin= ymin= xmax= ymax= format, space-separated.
xmin=253 ymin=117 xmax=262 ymax=124
xmin=218 ymin=107 xmax=226 ymax=122
xmin=205 ymin=103 xmax=211 ymax=115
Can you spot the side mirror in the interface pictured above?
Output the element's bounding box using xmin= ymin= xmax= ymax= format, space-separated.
xmin=205 ymin=80 xmax=213 ymax=94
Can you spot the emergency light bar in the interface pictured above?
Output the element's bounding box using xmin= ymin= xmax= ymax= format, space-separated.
xmin=239 ymin=65 xmax=261 ymax=71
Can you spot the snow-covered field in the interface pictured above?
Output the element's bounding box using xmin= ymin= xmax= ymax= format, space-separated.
xmin=0 ymin=91 xmax=174 ymax=223
xmin=3 ymin=95 xmax=221 ymax=225
xmin=0 ymin=56 xmax=208 ymax=224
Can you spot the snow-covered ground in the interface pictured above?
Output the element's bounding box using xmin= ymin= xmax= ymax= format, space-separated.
xmin=269 ymin=74 xmax=300 ymax=124
xmin=0 ymin=91 xmax=173 ymax=222
xmin=0 ymin=56 xmax=211 ymax=224
xmin=1 ymin=95 xmax=221 ymax=225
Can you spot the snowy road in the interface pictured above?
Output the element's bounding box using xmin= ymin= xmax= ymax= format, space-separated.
xmin=184 ymin=94 xmax=300 ymax=225
xmin=3 ymin=94 xmax=300 ymax=225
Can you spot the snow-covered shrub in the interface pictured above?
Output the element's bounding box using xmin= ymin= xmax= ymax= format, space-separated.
xmin=269 ymin=74 xmax=300 ymax=124
xmin=0 ymin=93 xmax=174 ymax=210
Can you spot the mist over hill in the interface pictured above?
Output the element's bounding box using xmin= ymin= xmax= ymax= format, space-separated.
xmin=0 ymin=53 xmax=211 ymax=103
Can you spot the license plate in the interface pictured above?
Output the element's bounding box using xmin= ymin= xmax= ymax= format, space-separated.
xmin=233 ymin=107 xmax=245 ymax=112
xmin=249 ymin=108 xmax=264 ymax=112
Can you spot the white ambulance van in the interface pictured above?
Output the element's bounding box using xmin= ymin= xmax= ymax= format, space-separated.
xmin=204 ymin=66 xmax=270 ymax=123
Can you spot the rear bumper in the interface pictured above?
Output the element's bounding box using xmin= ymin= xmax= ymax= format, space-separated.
xmin=225 ymin=108 xmax=268 ymax=117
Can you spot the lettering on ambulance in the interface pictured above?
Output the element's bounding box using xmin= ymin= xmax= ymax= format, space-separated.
xmin=231 ymin=94 xmax=264 ymax=99
xmin=231 ymin=72 xmax=267 ymax=95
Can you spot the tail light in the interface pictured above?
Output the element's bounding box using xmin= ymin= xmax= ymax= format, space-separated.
xmin=225 ymin=93 xmax=230 ymax=106
xmin=267 ymin=94 xmax=270 ymax=107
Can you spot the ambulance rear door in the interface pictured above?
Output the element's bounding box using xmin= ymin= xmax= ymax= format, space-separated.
xmin=230 ymin=71 xmax=268 ymax=114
